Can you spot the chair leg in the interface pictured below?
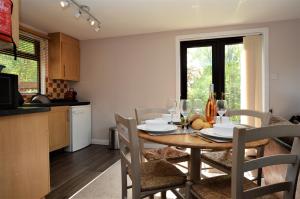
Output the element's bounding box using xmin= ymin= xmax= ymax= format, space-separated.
xmin=121 ymin=163 xmax=127 ymax=198
xmin=161 ymin=191 xmax=167 ymax=199
xmin=256 ymin=146 xmax=265 ymax=186
xmin=185 ymin=181 xmax=192 ymax=199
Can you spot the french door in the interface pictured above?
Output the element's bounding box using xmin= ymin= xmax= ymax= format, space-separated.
xmin=180 ymin=37 xmax=243 ymax=110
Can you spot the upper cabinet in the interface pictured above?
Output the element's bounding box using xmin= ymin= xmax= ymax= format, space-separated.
xmin=49 ymin=33 xmax=80 ymax=81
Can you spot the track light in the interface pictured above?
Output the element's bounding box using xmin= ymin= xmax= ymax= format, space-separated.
xmin=60 ymin=0 xmax=69 ymax=8
xmin=89 ymin=19 xmax=95 ymax=26
xmin=74 ymin=10 xmax=81 ymax=18
xmin=59 ymin=0 xmax=102 ymax=32
xmin=94 ymin=25 xmax=100 ymax=32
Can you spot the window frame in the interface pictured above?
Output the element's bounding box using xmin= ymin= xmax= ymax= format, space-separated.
xmin=0 ymin=34 xmax=41 ymax=94
xmin=180 ymin=36 xmax=243 ymax=100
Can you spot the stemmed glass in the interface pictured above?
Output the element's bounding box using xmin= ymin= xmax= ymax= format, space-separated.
xmin=166 ymin=98 xmax=177 ymax=125
xmin=216 ymin=99 xmax=227 ymax=123
xmin=180 ymin=99 xmax=192 ymax=132
xmin=193 ymin=99 xmax=202 ymax=115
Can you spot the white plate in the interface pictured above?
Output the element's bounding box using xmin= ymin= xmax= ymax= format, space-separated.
xmin=200 ymin=128 xmax=233 ymax=139
xmin=137 ymin=124 xmax=177 ymax=134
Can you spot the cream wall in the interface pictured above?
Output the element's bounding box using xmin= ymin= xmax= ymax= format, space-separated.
xmin=71 ymin=19 xmax=300 ymax=143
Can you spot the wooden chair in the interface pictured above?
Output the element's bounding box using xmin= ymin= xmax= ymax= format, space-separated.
xmin=115 ymin=113 xmax=187 ymax=199
xmin=201 ymin=109 xmax=271 ymax=184
xmin=135 ymin=108 xmax=190 ymax=164
xmin=187 ymin=125 xmax=300 ymax=199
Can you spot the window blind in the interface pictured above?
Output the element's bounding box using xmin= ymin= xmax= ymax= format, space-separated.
xmin=0 ymin=34 xmax=41 ymax=94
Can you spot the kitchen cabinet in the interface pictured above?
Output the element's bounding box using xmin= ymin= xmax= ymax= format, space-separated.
xmin=0 ymin=112 xmax=50 ymax=199
xmin=49 ymin=32 xmax=80 ymax=81
xmin=49 ymin=106 xmax=70 ymax=152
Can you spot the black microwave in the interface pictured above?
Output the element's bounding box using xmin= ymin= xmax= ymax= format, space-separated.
xmin=0 ymin=73 xmax=19 ymax=109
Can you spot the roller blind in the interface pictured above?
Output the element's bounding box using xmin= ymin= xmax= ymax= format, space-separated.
xmin=0 ymin=34 xmax=41 ymax=94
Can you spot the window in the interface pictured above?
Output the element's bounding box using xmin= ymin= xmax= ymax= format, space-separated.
xmin=180 ymin=37 xmax=243 ymax=110
xmin=0 ymin=35 xmax=41 ymax=94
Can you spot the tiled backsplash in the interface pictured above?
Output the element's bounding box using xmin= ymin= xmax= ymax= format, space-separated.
xmin=46 ymin=77 xmax=69 ymax=99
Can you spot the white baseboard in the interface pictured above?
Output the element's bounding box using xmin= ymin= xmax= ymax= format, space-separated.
xmin=92 ymin=138 xmax=109 ymax=145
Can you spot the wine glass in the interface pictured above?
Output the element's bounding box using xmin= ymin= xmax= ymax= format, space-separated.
xmin=193 ymin=99 xmax=202 ymax=115
xmin=180 ymin=99 xmax=192 ymax=132
xmin=216 ymin=99 xmax=227 ymax=123
xmin=166 ymin=98 xmax=177 ymax=125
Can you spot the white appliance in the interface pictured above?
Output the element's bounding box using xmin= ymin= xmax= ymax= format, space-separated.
xmin=66 ymin=104 xmax=92 ymax=152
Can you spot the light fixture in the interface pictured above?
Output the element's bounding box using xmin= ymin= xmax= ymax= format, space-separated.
xmin=59 ymin=0 xmax=102 ymax=32
xmin=74 ymin=10 xmax=81 ymax=18
xmin=94 ymin=25 xmax=100 ymax=32
xmin=60 ymin=0 xmax=69 ymax=8
xmin=89 ymin=19 xmax=95 ymax=26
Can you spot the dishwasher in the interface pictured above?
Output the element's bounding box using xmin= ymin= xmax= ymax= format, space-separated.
xmin=66 ymin=104 xmax=92 ymax=152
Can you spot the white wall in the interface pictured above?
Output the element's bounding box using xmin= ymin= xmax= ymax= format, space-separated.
xmin=71 ymin=19 xmax=300 ymax=143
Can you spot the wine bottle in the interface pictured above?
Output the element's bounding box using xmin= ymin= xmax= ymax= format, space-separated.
xmin=205 ymin=84 xmax=217 ymax=124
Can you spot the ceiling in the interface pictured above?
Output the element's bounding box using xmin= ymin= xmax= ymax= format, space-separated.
xmin=21 ymin=0 xmax=300 ymax=40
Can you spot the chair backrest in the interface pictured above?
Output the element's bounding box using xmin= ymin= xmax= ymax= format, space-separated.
xmin=226 ymin=109 xmax=271 ymax=127
xmin=135 ymin=107 xmax=168 ymax=124
xmin=231 ymin=125 xmax=300 ymax=199
xmin=115 ymin=113 xmax=141 ymax=192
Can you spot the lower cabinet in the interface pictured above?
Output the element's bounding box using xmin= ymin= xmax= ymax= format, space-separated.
xmin=49 ymin=106 xmax=70 ymax=152
xmin=0 ymin=112 xmax=50 ymax=199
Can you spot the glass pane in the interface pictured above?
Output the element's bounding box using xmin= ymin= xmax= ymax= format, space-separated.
xmin=187 ymin=46 xmax=212 ymax=111
xmin=225 ymin=43 xmax=243 ymax=111
xmin=0 ymin=54 xmax=38 ymax=94
xmin=18 ymin=39 xmax=36 ymax=54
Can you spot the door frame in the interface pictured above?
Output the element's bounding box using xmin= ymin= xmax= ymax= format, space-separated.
xmin=175 ymin=28 xmax=269 ymax=112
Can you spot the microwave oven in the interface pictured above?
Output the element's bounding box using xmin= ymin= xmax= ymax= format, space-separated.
xmin=0 ymin=73 xmax=19 ymax=109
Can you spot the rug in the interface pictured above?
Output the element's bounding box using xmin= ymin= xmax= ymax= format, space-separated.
xmin=69 ymin=161 xmax=176 ymax=199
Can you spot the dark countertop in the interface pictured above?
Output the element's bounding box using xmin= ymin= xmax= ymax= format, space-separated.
xmin=0 ymin=107 xmax=51 ymax=117
xmin=23 ymin=101 xmax=90 ymax=107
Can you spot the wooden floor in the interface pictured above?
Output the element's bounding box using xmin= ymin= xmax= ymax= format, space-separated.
xmin=46 ymin=144 xmax=120 ymax=199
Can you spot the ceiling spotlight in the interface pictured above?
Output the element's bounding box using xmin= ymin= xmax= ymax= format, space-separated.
xmin=60 ymin=0 xmax=69 ymax=8
xmin=94 ymin=26 xmax=100 ymax=32
xmin=89 ymin=19 xmax=96 ymax=26
xmin=59 ymin=0 xmax=101 ymax=32
xmin=74 ymin=10 xmax=82 ymax=18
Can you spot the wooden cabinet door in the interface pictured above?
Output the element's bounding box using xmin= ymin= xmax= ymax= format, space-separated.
xmin=49 ymin=106 xmax=70 ymax=152
xmin=0 ymin=113 xmax=50 ymax=199
xmin=61 ymin=38 xmax=80 ymax=81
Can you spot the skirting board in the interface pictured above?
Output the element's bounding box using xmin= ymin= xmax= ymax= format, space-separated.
xmin=91 ymin=138 xmax=165 ymax=148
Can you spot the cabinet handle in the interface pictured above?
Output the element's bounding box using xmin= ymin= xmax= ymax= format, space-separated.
xmin=63 ymin=65 xmax=66 ymax=77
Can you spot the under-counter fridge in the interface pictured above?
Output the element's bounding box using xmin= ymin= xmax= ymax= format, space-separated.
xmin=66 ymin=104 xmax=92 ymax=152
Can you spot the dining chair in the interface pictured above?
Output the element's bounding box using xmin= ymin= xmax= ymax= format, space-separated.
xmin=115 ymin=113 xmax=187 ymax=199
xmin=201 ymin=109 xmax=271 ymax=185
xmin=187 ymin=124 xmax=300 ymax=199
xmin=135 ymin=108 xmax=190 ymax=164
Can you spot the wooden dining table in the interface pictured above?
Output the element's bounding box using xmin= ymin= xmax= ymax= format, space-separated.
xmin=138 ymin=129 xmax=269 ymax=182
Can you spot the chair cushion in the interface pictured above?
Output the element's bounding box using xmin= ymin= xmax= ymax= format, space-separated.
xmin=128 ymin=160 xmax=186 ymax=191
xmin=201 ymin=151 xmax=233 ymax=170
xmin=201 ymin=150 xmax=252 ymax=171
xmin=192 ymin=175 xmax=278 ymax=199
xmin=143 ymin=146 xmax=190 ymax=163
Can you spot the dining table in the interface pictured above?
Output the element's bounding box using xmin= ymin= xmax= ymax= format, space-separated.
xmin=138 ymin=128 xmax=269 ymax=183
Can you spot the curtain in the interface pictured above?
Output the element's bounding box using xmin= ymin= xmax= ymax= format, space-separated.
xmin=241 ymin=35 xmax=263 ymax=127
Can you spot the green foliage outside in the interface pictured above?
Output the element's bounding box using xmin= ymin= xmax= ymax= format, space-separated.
xmin=187 ymin=44 xmax=242 ymax=112
xmin=225 ymin=44 xmax=242 ymax=110
xmin=187 ymin=47 xmax=212 ymax=114
xmin=0 ymin=39 xmax=38 ymax=94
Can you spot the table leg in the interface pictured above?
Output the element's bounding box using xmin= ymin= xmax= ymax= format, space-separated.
xmin=190 ymin=148 xmax=201 ymax=182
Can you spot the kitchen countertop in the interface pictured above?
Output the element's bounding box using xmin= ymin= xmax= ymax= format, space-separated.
xmin=0 ymin=107 xmax=51 ymax=117
xmin=23 ymin=101 xmax=90 ymax=107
